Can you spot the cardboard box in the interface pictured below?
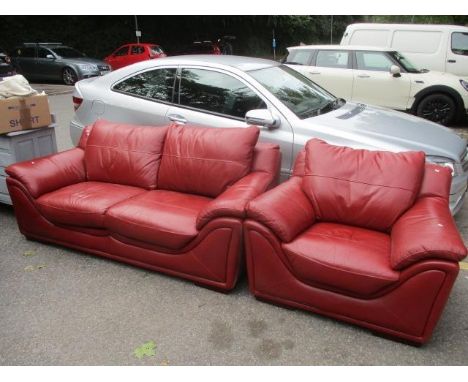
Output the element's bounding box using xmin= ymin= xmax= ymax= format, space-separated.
xmin=0 ymin=94 xmax=52 ymax=135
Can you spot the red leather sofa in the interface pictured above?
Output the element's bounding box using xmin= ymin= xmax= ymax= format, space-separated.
xmin=6 ymin=120 xmax=280 ymax=292
xmin=245 ymin=139 xmax=467 ymax=344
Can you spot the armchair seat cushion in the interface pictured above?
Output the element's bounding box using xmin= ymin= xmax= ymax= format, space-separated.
xmin=282 ymin=223 xmax=399 ymax=296
xmin=36 ymin=182 xmax=145 ymax=228
xmin=105 ymin=190 xmax=212 ymax=250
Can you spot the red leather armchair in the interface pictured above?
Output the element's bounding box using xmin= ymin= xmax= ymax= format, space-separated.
xmin=6 ymin=120 xmax=280 ymax=292
xmin=245 ymin=139 xmax=467 ymax=344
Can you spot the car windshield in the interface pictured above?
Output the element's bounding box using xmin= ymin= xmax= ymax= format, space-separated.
xmin=248 ymin=65 xmax=338 ymax=119
xmin=51 ymin=47 xmax=85 ymax=58
xmin=388 ymin=51 xmax=422 ymax=73
xmin=150 ymin=46 xmax=164 ymax=54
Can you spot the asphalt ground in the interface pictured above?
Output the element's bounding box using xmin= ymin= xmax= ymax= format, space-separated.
xmin=0 ymin=85 xmax=467 ymax=365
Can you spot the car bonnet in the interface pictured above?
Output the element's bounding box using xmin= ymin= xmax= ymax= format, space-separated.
xmin=305 ymin=102 xmax=466 ymax=161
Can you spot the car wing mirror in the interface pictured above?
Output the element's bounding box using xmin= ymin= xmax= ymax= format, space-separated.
xmin=390 ymin=65 xmax=401 ymax=77
xmin=245 ymin=109 xmax=280 ymax=129
xmin=46 ymin=54 xmax=55 ymax=60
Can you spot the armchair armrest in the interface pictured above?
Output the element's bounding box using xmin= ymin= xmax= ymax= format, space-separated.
xmin=246 ymin=176 xmax=315 ymax=243
xmin=196 ymin=171 xmax=275 ymax=229
xmin=391 ymin=196 xmax=467 ymax=270
xmin=5 ymin=148 xmax=86 ymax=199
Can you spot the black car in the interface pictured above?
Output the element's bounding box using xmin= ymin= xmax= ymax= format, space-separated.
xmin=0 ymin=47 xmax=15 ymax=78
xmin=174 ymin=41 xmax=222 ymax=55
xmin=10 ymin=43 xmax=111 ymax=85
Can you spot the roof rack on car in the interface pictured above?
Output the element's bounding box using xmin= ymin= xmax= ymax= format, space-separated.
xmin=23 ymin=42 xmax=63 ymax=47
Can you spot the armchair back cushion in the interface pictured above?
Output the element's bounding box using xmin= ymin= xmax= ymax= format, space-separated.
xmin=158 ymin=124 xmax=260 ymax=197
xmin=84 ymin=120 xmax=168 ymax=189
xmin=302 ymin=139 xmax=426 ymax=232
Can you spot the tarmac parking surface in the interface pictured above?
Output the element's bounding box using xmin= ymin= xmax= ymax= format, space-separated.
xmin=0 ymin=87 xmax=467 ymax=365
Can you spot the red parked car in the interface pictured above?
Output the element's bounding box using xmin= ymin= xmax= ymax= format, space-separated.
xmin=104 ymin=43 xmax=166 ymax=70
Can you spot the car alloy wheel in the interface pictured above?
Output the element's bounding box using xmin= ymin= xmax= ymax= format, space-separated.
xmin=417 ymin=93 xmax=456 ymax=126
xmin=62 ymin=67 xmax=78 ymax=85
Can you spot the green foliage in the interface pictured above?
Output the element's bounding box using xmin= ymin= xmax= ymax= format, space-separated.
xmin=133 ymin=341 xmax=156 ymax=359
xmin=0 ymin=15 xmax=465 ymax=60
xmin=365 ymin=15 xmax=468 ymax=25
xmin=0 ymin=15 xmax=363 ymax=59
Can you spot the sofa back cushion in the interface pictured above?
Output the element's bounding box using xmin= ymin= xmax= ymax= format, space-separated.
xmin=302 ymin=139 xmax=425 ymax=232
xmin=85 ymin=120 xmax=168 ymax=189
xmin=158 ymin=124 xmax=260 ymax=197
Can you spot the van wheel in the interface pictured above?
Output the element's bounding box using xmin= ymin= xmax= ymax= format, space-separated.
xmin=416 ymin=93 xmax=456 ymax=126
xmin=62 ymin=67 xmax=78 ymax=85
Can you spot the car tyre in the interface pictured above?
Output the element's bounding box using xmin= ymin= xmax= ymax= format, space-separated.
xmin=416 ymin=93 xmax=457 ymax=126
xmin=62 ymin=67 xmax=78 ymax=85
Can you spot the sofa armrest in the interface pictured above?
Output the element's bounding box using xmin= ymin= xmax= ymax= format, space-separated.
xmin=246 ymin=176 xmax=315 ymax=243
xmin=196 ymin=171 xmax=275 ymax=229
xmin=391 ymin=196 xmax=467 ymax=270
xmin=5 ymin=148 xmax=86 ymax=199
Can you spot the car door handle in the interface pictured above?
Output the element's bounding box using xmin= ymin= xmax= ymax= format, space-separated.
xmin=309 ymin=71 xmax=321 ymax=75
xmin=168 ymin=114 xmax=187 ymax=124
xmin=447 ymin=59 xmax=456 ymax=63
xmin=357 ymin=74 xmax=370 ymax=78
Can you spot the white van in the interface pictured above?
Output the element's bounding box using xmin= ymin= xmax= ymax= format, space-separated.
xmin=340 ymin=23 xmax=468 ymax=77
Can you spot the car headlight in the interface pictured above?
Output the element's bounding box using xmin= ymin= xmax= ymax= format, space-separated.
xmin=460 ymin=79 xmax=468 ymax=92
xmin=77 ymin=64 xmax=98 ymax=72
xmin=426 ymin=156 xmax=461 ymax=176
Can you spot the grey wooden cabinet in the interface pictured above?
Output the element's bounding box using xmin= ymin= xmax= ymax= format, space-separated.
xmin=0 ymin=117 xmax=57 ymax=204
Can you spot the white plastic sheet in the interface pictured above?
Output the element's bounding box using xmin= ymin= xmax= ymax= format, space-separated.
xmin=0 ymin=74 xmax=38 ymax=99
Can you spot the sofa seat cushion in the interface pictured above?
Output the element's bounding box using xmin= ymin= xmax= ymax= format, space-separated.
xmin=36 ymin=182 xmax=145 ymax=228
xmin=282 ymin=222 xmax=399 ymax=297
xmin=105 ymin=190 xmax=212 ymax=250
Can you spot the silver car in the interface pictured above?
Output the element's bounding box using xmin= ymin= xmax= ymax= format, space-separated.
xmin=70 ymin=55 xmax=468 ymax=214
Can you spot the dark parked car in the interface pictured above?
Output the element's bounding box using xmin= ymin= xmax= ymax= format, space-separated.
xmin=175 ymin=41 xmax=221 ymax=55
xmin=10 ymin=43 xmax=111 ymax=85
xmin=0 ymin=47 xmax=15 ymax=78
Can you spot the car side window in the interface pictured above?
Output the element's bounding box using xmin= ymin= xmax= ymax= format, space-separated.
xmin=179 ymin=68 xmax=266 ymax=119
xmin=15 ymin=47 xmax=35 ymax=58
xmin=37 ymin=48 xmax=51 ymax=59
xmin=113 ymin=68 xmax=177 ymax=102
xmin=356 ymin=51 xmax=394 ymax=71
xmin=316 ymin=50 xmax=349 ymax=68
xmin=285 ymin=50 xmax=313 ymax=65
xmin=451 ymin=32 xmax=468 ymax=56
xmin=131 ymin=46 xmax=145 ymax=55
xmin=114 ymin=46 xmax=129 ymax=57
